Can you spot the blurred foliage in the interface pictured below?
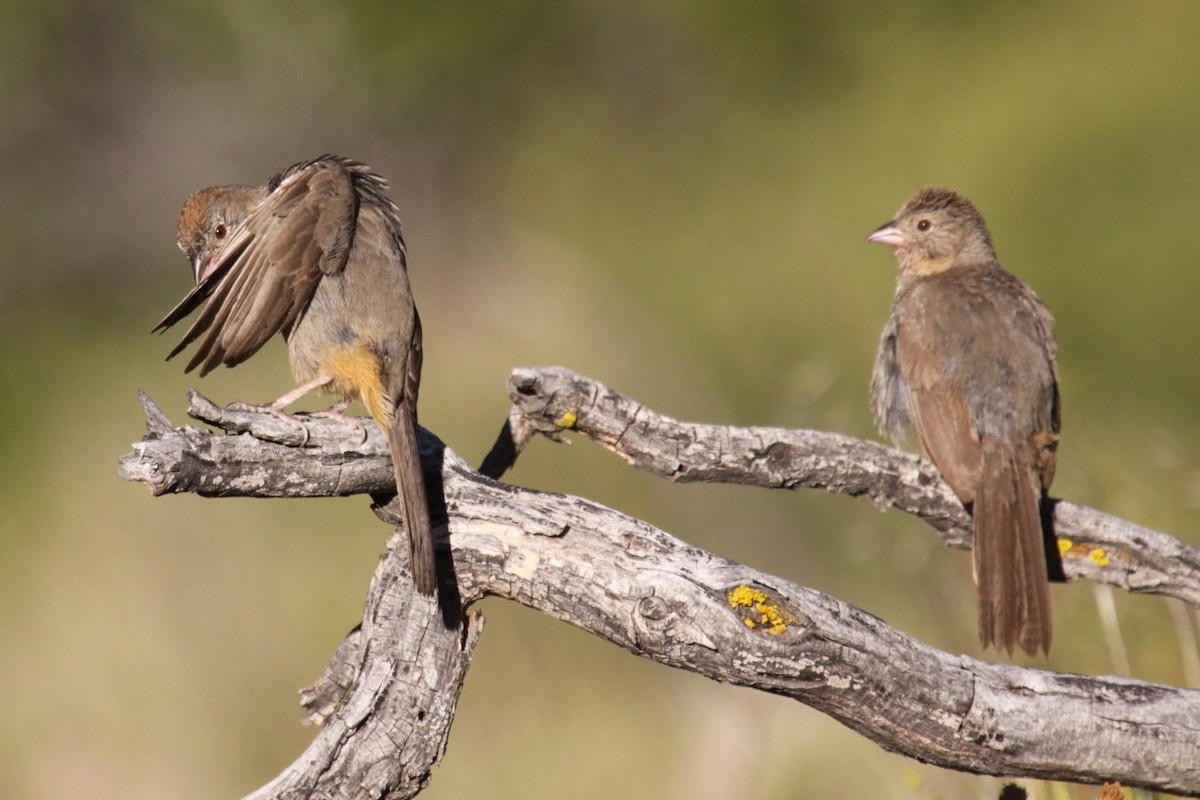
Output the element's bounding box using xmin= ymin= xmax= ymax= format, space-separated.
xmin=2 ymin=2 xmax=1199 ymax=799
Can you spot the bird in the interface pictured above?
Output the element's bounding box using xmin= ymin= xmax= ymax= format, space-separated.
xmin=154 ymin=154 xmax=437 ymax=596
xmin=867 ymin=187 xmax=1060 ymax=656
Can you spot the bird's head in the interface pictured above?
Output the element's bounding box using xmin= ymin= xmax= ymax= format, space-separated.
xmin=867 ymin=187 xmax=995 ymax=275
xmin=177 ymin=186 xmax=262 ymax=284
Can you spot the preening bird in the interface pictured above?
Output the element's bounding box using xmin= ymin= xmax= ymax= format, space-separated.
xmin=155 ymin=154 xmax=437 ymax=596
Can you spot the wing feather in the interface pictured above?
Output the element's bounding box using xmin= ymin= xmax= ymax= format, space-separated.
xmin=156 ymin=156 xmax=358 ymax=375
xmin=892 ymin=282 xmax=984 ymax=502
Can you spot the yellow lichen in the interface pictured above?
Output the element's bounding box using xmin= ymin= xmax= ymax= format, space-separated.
xmin=1060 ymin=539 xmax=1110 ymax=565
xmin=726 ymin=585 xmax=795 ymax=635
xmin=553 ymin=410 xmax=578 ymax=428
xmin=727 ymin=585 xmax=761 ymax=608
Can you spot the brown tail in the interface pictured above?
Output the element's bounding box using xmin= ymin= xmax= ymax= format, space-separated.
xmin=387 ymin=400 xmax=437 ymax=596
xmin=974 ymin=442 xmax=1052 ymax=656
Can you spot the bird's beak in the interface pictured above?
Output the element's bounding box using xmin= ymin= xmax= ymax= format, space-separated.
xmin=867 ymin=222 xmax=906 ymax=248
xmin=191 ymin=253 xmax=214 ymax=285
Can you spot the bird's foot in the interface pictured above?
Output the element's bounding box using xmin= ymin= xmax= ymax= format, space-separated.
xmin=310 ymin=400 xmax=370 ymax=445
xmin=225 ymin=400 xmax=312 ymax=446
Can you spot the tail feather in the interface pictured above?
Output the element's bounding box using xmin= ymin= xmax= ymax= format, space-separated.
xmin=974 ymin=443 xmax=1052 ymax=656
xmin=387 ymin=401 xmax=437 ymax=596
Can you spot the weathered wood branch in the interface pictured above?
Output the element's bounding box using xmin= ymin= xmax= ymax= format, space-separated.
xmin=493 ymin=366 xmax=1200 ymax=607
xmin=119 ymin=387 xmax=1200 ymax=797
xmin=122 ymin=397 xmax=476 ymax=800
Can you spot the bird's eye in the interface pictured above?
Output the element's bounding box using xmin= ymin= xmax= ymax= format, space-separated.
xmin=916 ymin=219 xmax=931 ymax=231
xmin=214 ymin=223 xmax=228 ymax=240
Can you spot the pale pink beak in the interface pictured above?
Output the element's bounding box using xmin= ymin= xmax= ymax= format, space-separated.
xmin=190 ymin=254 xmax=207 ymax=284
xmin=193 ymin=252 xmax=222 ymax=285
xmin=866 ymin=222 xmax=906 ymax=248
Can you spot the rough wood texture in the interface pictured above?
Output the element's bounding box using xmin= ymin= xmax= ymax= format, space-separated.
xmin=245 ymin=545 xmax=480 ymax=800
xmin=119 ymin=384 xmax=1200 ymax=798
xmin=497 ymin=366 xmax=1200 ymax=607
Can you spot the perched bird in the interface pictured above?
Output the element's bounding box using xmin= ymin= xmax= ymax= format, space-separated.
xmin=154 ymin=154 xmax=437 ymax=596
xmin=868 ymin=187 xmax=1060 ymax=656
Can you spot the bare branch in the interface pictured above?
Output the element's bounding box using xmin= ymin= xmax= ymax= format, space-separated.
xmin=120 ymin=389 xmax=1200 ymax=796
xmin=244 ymin=546 xmax=480 ymax=800
xmin=495 ymin=366 xmax=1200 ymax=607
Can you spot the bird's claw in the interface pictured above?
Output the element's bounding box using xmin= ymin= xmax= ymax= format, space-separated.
xmin=310 ymin=401 xmax=370 ymax=446
xmin=225 ymin=400 xmax=312 ymax=447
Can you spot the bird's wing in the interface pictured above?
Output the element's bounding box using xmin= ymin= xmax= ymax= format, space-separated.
xmin=907 ymin=384 xmax=983 ymax=503
xmin=989 ymin=269 xmax=1061 ymax=489
xmin=894 ymin=295 xmax=984 ymax=503
xmin=154 ymin=156 xmax=358 ymax=376
xmin=1021 ymin=281 xmax=1060 ymax=436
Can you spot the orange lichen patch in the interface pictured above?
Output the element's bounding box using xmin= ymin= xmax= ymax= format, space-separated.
xmin=1058 ymin=538 xmax=1113 ymax=568
xmin=322 ymin=343 xmax=388 ymax=427
xmin=727 ymin=585 xmax=795 ymax=635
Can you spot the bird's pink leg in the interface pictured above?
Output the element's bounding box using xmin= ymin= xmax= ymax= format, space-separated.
xmin=227 ymin=375 xmax=335 ymax=445
xmin=264 ymin=375 xmax=335 ymax=410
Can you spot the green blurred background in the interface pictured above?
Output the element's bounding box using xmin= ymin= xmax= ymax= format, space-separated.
xmin=4 ymin=2 xmax=1199 ymax=798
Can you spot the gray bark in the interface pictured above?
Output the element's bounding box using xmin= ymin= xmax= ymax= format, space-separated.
xmin=496 ymin=366 xmax=1200 ymax=606
xmin=118 ymin=372 xmax=1200 ymax=798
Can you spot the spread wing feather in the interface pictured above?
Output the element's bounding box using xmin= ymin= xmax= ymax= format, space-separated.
xmin=154 ymin=156 xmax=358 ymax=376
